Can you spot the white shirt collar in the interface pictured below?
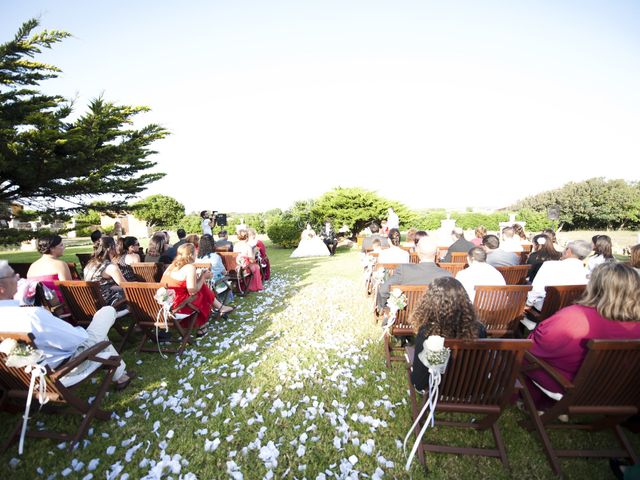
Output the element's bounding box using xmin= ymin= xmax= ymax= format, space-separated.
xmin=0 ymin=299 xmax=20 ymax=307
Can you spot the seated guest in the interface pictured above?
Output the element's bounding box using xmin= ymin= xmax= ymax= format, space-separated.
xmin=630 ymin=244 xmax=640 ymax=275
xmin=543 ymin=228 xmax=564 ymax=253
xmin=234 ymin=229 xmax=263 ymax=292
xmin=114 ymin=236 xmax=141 ymax=282
xmin=27 ymin=235 xmax=73 ymax=303
xmin=145 ymin=232 xmax=172 ymax=264
xmin=587 ymin=234 xmax=616 ymax=276
xmin=185 ymin=234 xmax=200 ymax=247
xmin=500 ymin=226 xmax=524 ymax=253
xmin=361 ymin=222 xmax=389 ymax=252
xmin=248 ymin=228 xmax=271 ymax=281
xmin=215 ymin=230 xmax=234 ymax=251
xmin=524 ymin=262 xmax=640 ymax=409
xmin=161 ymin=243 xmax=233 ymax=335
xmin=84 ymin=236 xmax=126 ymax=306
xmin=470 ymin=225 xmax=487 ymax=246
xmin=402 ymin=228 xmax=418 ymax=249
xmin=512 ymin=223 xmax=532 ymax=247
xmin=90 ymin=230 xmax=102 ymax=243
xmin=414 ymin=230 xmax=428 ymax=246
xmin=455 ymin=247 xmax=505 ymax=301
xmin=410 ymin=277 xmax=485 ymax=391
xmin=442 ymin=227 xmax=474 ymax=263
xmin=526 ymin=234 xmax=562 ymax=282
xmin=527 ymin=240 xmax=590 ymax=311
xmin=165 ymin=229 xmax=187 ymax=260
xmin=197 ymin=234 xmax=227 ymax=280
xmin=0 ymin=261 xmax=133 ymax=389
xmin=378 ymin=228 xmax=410 ymax=264
xmin=482 ymin=234 xmax=519 ymax=267
xmin=376 ymin=237 xmax=452 ymax=310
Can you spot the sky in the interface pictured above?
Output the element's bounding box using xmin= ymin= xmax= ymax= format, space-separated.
xmin=3 ymin=1 xmax=640 ymax=214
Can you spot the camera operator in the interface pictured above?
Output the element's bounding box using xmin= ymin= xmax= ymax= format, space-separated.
xmin=200 ymin=210 xmax=217 ymax=236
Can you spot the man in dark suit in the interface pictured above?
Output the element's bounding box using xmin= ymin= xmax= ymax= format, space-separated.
xmin=376 ymin=237 xmax=452 ymax=310
xmin=482 ymin=234 xmax=519 ymax=267
xmin=361 ymin=222 xmax=389 ymax=252
xmin=442 ymin=227 xmax=475 ymax=262
xmin=215 ymin=230 xmax=234 ymax=251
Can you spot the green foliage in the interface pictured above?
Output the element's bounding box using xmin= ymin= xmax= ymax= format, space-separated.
xmin=516 ymin=208 xmax=555 ymax=232
xmin=512 ymin=178 xmax=640 ymax=230
xmin=266 ymin=215 xmax=301 ymax=248
xmin=0 ymin=18 xmax=168 ymax=238
xmin=132 ymin=194 xmax=185 ymax=228
xmin=0 ymin=228 xmax=57 ymax=246
xmin=178 ymin=213 xmax=202 ymax=234
xmin=310 ymin=187 xmax=415 ymax=235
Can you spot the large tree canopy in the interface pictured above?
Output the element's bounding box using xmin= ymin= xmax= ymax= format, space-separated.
xmin=133 ymin=194 xmax=185 ymax=229
xmin=511 ymin=177 xmax=640 ymax=230
xmin=0 ymin=18 xmax=168 ymax=217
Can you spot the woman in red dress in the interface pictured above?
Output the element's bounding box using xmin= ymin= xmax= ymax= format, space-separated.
xmin=161 ymin=243 xmax=233 ymax=334
xmin=248 ymin=228 xmax=270 ymax=281
xmin=234 ymin=229 xmax=263 ymax=292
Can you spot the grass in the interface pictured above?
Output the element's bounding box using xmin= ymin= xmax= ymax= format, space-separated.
xmin=0 ymin=242 xmax=638 ymax=479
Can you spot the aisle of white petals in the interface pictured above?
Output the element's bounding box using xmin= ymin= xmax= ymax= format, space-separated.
xmin=8 ymin=266 xmax=411 ymax=480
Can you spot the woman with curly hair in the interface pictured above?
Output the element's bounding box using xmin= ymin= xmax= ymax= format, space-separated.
xmin=410 ymin=276 xmax=486 ymax=391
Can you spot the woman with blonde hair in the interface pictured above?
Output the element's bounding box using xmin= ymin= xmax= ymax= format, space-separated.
xmin=234 ymin=229 xmax=263 ymax=291
xmin=471 ymin=225 xmax=487 ymax=246
xmin=524 ymin=262 xmax=640 ymax=409
xmin=161 ymin=243 xmax=233 ymax=335
xmin=410 ymin=277 xmax=486 ymax=391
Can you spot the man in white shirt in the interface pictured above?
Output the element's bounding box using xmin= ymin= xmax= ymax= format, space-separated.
xmin=200 ymin=210 xmax=213 ymax=236
xmin=500 ymin=226 xmax=524 ymax=253
xmin=455 ymin=247 xmax=506 ymax=301
xmin=0 ymin=261 xmax=131 ymax=388
xmin=526 ymin=240 xmax=590 ymax=311
xmin=377 ymin=228 xmax=410 ymax=264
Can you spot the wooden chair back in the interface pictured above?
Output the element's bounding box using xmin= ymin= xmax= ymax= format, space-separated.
xmin=473 ymin=285 xmax=531 ymax=337
xmin=54 ymin=280 xmax=105 ymax=326
xmin=521 ymin=339 xmax=640 ymax=476
xmin=410 ymin=339 xmax=532 ymax=468
xmin=218 ymin=252 xmax=252 ymax=295
xmin=522 ymin=243 xmax=533 ymax=253
xmin=76 ymin=253 xmax=92 ymax=269
xmin=132 ymin=262 xmax=164 ymax=283
xmin=218 ymin=251 xmax=240 ymax=270
xmin=409 ymin=252 xmax=419 ymax=264
xmin=495 ymin=265 xmax=530 ymax=285
xmin=400 ymin=245 xmax=413 ymax=253
xmin=214 ymin=245 xmax=231 ymax=252
xmin=383 ymin=284 xmax=427 ymax=366
xmin=436 ymin=262 xmax=467 ymax=276
xmin=66 ymin=262 xmax=81 ymax=280
xmin=121 ymin=282 xmax=197 ymax=355
xmin=435 ymin=246 xmax=449 ymax=262
xmin=537 ymin=284 xmax=586 ymax=321
xmin=450 ymin=252 xmax=469 ymax=264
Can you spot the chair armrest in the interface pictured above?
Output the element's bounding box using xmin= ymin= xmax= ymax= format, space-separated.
xmin=50 ymin=341 xmax=121 ymax=380
xmin=523 ymin=351 xmax=573 ymax=391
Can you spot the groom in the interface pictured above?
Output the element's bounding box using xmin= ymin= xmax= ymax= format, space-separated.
xmin=320 ymin=221 xmax=338 ymax=256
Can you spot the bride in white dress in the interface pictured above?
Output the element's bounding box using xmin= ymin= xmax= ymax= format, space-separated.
xmin=290 ymin=224 xmax=330 ymax=258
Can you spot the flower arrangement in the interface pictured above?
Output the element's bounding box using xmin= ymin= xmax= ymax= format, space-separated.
xmin=14 ymin=279 xmax=38 ymax=306
xmin=154 ymin=287 xmax=175 ymax=307
xmin=386 ymin=288 xmax=407 ymax=313
xmin=236 ymin=255 xmax=249 ymax=269
xmin=0 ymin=338 xmax=43 ymax=368
xmin=418 ymin=335 xmax=450 ymax=371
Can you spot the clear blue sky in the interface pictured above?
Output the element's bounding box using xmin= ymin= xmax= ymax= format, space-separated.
xmin=3 ymin=1 xmax=640 ymax=214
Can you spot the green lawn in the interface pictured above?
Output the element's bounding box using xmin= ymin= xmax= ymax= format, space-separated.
xmin=0 ymin=243 xmax=637 ymax=479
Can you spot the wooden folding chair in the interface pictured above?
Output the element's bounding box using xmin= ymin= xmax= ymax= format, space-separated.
xmin=407 ymin=339 xmax=532 ymax=469
xmin=409 ymin=252 xmax=420 ymax=264
xmin=54 ymin=280 xmax=132 ymax=351
xmin=218 ymin=252 xmax=252 ymax=296
xmin=368 ymin=262 xmax=398 ymax=298
xmin=66 ymin=262 xmax=81 ymax=280
xmin=76 ymin=253 xmax=91 ymax=270
xmin=520 ymin=339 xmax=640 ymax=476
xmin=526 ymin=284 xmax=586 ymax=324
xmin=473 ymin=285 xmax=531 ymax=337
xmin=131 ymin=262 xmax=165 ymax=283
xmin=0 ymin=332 xmax=121 ymax=453
xmin=435 ymin=246 xmax=449 ymax=262
xmin=450 ymin=252 xmax=469 ymax=264
xmin=383 ymin=285 xmax=427 ymax=368
xmin=121 ymin=282 xmax=199 ymax=355
xmin=495 ymin=265 xmax=530 ymax=285
xmin=214 ymin=245 xmax=231 ymax=253
xmin=436 ymin=262 xmax=467 ymax=276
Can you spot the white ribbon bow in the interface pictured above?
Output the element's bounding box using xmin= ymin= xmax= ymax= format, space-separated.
xmin=19 ymin=363 xmax=49 ymax=455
